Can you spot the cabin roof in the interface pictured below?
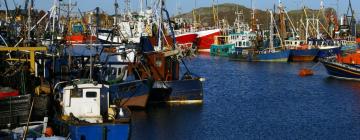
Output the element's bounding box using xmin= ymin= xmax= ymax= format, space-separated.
xmin=63 ymin=79 xmax=109 ymax=90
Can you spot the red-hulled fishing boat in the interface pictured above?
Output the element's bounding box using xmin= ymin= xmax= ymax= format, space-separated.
xmin=196 ymin=29 xmax=221 ymax=52
xmin=175 ymin=32 xmax=197 ymax=44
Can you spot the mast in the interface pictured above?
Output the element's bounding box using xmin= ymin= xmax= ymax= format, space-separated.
xmin=4 ymin=0 xmax=9 ymax=22
xmin=140 ymin=0 xmax=143 ymax=13
xmin=157 ymin=0 xmax=163 ymax=51
xmin=336 ymin=0 xmax=339 ymax=17
xmin=114 ymin=0 xmax=118 ymax=25
xmin=346 ymin=0 xmax=356 ymax=36
xmin=95 ymin=7 xmax=100 ymax=43
xmin=124 ymin=0 xmax=130 ymax=20
xmin=192 ymin=0 xmax=198 ymax=27
xmin=27 ymin=0 xmax=32 ymax=45
xmin=212 ymin=0 xmax=219 ymax=28
xmin=269 ymin=10 xmax=274 ymax=50
xmin=51 ymin=0 xmax=58 ymax=44
xmin=251 ymin=0 xmax=257 ymax=31
xmin=60 ymin=0 xmax=77 ymax=37
xmin=278 ymin=0 xmax=287 ymax=40
xmin=175 ymin=0 xmax=181 ymax=16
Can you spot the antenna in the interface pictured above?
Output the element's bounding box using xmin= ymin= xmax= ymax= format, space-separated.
xmin=320 ymin=0 xmax=324 ymax=11
xmin=140 ymin=0 xmax=143 ymax=14
xmin=114 ymin=0 xmax=118 ymax=25
xmin=336 ymin=0 xmax=339 ymax=17
xmin=124 ymin=0 xmax=130 ymax=15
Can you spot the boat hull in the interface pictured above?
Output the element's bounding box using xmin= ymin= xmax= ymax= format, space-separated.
xmin=317 ymin=47 xmax=341 ymax=58
xmin=68 ymin=124 xmax=130 ymax=140
xmin=109 ymin=80 xmax=150 ymax=108
xmin=289 ymin=49 xmax=319 ymax=62
xmin=176 ymin=33 xmax=197 ymax=44
xmin=196 ymin=29 xmax=221 ymax=52
xmin=228 ymin=47 xmax=255 ymax=61
xmin=53 ymin=107 xmax=131 ymax=140
xmin=149 ymin=79 xmax=203 ymax=103
xmin=65 ymin=35 xmax=97 ymax=44
xmin=254 ymin=50 xmax=290 ymax=62
xmin=53 ymin=118 xmax=130 ymax=140
xmin=210 ymin=44 xmax=235 ymax=57
xmin=321 ymin=59 xmax=360 ymax=80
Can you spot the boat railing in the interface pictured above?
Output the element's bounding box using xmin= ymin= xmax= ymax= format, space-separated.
xmin=323 ymin=57 xmax=360 ymax=71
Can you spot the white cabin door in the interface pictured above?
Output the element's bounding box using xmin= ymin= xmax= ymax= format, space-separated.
xmin=81 ymin=89 xmax=101 ymax=116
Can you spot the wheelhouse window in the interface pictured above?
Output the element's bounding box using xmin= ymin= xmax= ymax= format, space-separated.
xmin=70 ymin=88 xmax=83 ymax=98
xmin=86 ymin=92 xmax=97 ymax=98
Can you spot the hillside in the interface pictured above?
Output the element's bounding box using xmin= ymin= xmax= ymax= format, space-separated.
xmin=174 ymin=3 xmax=337 ymax=30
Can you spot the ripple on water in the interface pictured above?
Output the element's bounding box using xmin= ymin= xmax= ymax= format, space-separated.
xmin=131 ymin=56 xmax=360 ymax=140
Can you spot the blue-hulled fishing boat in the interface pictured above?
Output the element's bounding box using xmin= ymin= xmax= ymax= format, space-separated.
xmin=150 ymin=75 xmax=204 ymax=103
xmin=229 ymin=47 xmax=255 ymax=61
xmin=254 ymin=49 xmax=291 ymax=62
xmin=109 ymin=80 xmax=150 ymax=108
xmin=227 ymin=32 xmax=257 ymax=60
xmin=138 ymin=50 xmax=204 ymax=104
xmin=136 ymin=6 xmax=204 ymax=104
xmin=303 ymin=38 xmax=341 ymax=59
xmin=317 ymin=46 xmax=341 ymax=58
xmin=253 ymin=10 xmax=290 ymax=62
xmin=52 ymin=79 xmax=130 ymax=140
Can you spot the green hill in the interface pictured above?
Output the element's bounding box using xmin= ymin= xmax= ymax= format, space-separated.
xmin=174 ymin=3 xmax=337 ymax=30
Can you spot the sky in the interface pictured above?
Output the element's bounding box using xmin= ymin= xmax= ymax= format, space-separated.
xmin=1 ymin=0 xmax=359 ymax=18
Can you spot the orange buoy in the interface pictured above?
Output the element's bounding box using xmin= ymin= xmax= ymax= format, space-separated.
xmin=299 ymin=68 xmax=314 ymax=77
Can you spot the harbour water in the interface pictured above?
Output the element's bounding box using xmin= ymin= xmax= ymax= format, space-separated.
xmin=131 ymin=54 xmax=360 ymax=139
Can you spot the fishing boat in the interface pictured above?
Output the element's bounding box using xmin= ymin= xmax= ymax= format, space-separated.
xmin=109 ymin=80 xmax=150 ymax=108
xmin=174 ymin=18 xmax=198 ymax=45
xmin=253 ymin=10 xmax=290 ymax=62
xmin=228 ymin=9 xmax=258 ymax=61
xmin=52 ymin=79 xmax=130 ymax=140
xmin=175 ymin=32 xmax=198 ymax=45
xmin=211 ymin=13 xmax=253 ymax=57
xmin=65 ymin=20 xmax=97 ymax=44
xmin=136 ymin=29 xmax=203 ymax=103
xmin=62 ymin=43 xmax=153 ymax=108
xmin=137 ymin=2 xmax=203 ymax=103
xmin=255 ymin=48 xmax=291 ymax=62
xmin=196 ymin=29 xmax=221 ymax=52
xmin=315 ymin=39 xmax=342 ymax=58
xmin=321 ymin=58 xmax=360 ymax=80
xmin=98 ymin=2 xmax=153 ymax=44
xmin=210 ymin=35 xmax=235 ymax=57
xmin=320 ymin=45 xmax=360 ymax=80
xmin=284 ymin=39 xmax=319 ymax=62
xmin=137 ymin=49 xmax=204 ymax=103
xmin=97 ymin=20 xmax=146 ymax=44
